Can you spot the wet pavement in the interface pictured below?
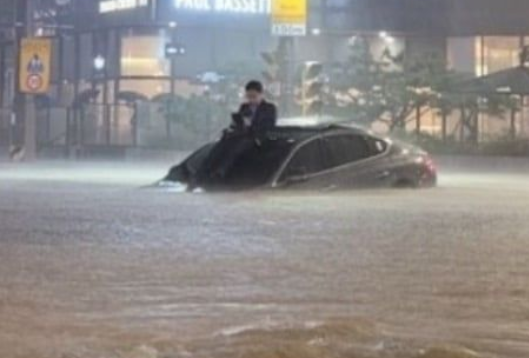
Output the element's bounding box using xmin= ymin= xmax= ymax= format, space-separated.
xmin=1 ymin=161 xmax=529 ymax=358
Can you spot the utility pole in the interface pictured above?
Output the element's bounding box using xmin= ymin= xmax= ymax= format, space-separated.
xmin=279 ymin=36 xmax=296 ymax=116
xmin=16 ymin=0 xmax=37 ymax=161
xmin=23 ymin=0 xmax=37 ymax=161
xmin=261 ymin=38 xmax=295 ymax=117
xmin=278 ymin=37 xmax=295 ymax=117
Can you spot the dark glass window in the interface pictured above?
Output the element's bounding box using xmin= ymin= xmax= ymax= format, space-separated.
xmin=323 ymin=134 xmax=372 ymax=169
xmin=284 ymin=139 xmax=326 ymax=177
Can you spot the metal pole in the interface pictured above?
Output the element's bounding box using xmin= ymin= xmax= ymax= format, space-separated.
xmin=510 ymin=99 xmax=517 ymax=140
xmin=131 ymin=103 xmax=138 ymax=147
xmin=113 ymin=29 xmax=122 ymax=147
xmin=278 ymin=37 xmax=294 ymax=117
xmin=416 ymin=104 xmax=422 ymax=135
xmin=72 ymin=32 xmax=80 ymax=158
xmin=167 ymin=61 xmax=174 ymax=140
xmin=0 ymin=44 xmax=6 ymax=150
xmin=442 ymin=112 xmax=447 ymax=143
xmin=0 ymin=45 xmax=4 ymax=107
xmin=22 ymin=0 xmax=37 ymax=161
xmin=167 ymin=28 xmax=177 ymax=140
xmin=102 ymin=30 xmax=110 ymax=146
xmin=65 ymin=107 xmax=70 ymax=158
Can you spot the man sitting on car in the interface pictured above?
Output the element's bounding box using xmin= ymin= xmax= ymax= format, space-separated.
xmin=232 ymin=80 xmax=278 ymax=142
xmin=191 ymin=81 xmax=278 ymax=188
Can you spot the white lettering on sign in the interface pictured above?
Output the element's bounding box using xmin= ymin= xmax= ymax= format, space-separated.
xmin=272 ymin=23 xmax=306 ymax=36
xmin=99 ymin=0 xmax=149 ymax=13
xmin=174 ymin=0 xmax=211 ymax=10
xmin=174 ymin=0 xmax=271 ymax=14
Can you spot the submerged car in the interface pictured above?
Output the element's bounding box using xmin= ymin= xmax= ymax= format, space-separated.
xmin=164 ymin=121 xmax=437 ymax=191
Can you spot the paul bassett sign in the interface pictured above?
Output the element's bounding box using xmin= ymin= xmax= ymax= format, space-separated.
xmin=174 ymin=0 xmax=271 ymax=14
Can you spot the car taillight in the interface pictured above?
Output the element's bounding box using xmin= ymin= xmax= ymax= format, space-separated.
xmin=424 ymin=156 xmax=436 ymax=173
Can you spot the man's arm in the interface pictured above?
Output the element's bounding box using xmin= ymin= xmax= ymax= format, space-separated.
xmin=260 ymin=102 xmax=277 ymax=132
xmin=228 ymin=104 xmax=247 ymax=132
xmin=237 ymin=103 xmax=247 ymax=115
xmin=268 ymin=103 xmax=278 ymax=129
xmin=254 ymin=102 xmax=277 ymax=141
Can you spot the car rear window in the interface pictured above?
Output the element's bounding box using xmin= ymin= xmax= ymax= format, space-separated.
xmin=322 ymin=134 xmax=372 ymax=169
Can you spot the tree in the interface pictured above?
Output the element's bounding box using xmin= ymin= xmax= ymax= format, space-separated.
xmin=329 ymin=36 xmax=449 ymax=131
xmin=429 ymin=67 xmax=517 ymax=143
xmin=328 ymin=36 xmax=513 ymax=141
xmin=328 ymin=36 xmax=387 ymax=124
xmin=156 ymin=94 xmax=225 ymax=148
xmin=433 ymin=88 xmax=515 ymax=143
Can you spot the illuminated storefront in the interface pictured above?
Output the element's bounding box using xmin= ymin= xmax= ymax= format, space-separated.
xmin=446 ymin=35 xmax=529 ymax=137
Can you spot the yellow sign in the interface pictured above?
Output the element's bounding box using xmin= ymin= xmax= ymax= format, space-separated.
xmin=271 ymin=0 xmax=307 ymax=36
xmin=19 ymin=38 xmax=52 ymax=94
xmin=272 ymin=0 xmax=306 ymax=22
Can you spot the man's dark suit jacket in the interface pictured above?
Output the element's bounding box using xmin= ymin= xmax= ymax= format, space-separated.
xmin=238 ymin=100 xmax=278 ymax=140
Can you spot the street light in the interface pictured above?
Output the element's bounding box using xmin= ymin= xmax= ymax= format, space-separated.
xmin=93 ymin=55 xmax=106 ymax=71
xmin=165 ymin=43 xmax=186 ymax=57
xmin=311 ymin=28 xmax=321 ymax=36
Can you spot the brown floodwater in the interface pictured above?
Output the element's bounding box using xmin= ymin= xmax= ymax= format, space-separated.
xmin=1 ymin=162 xmax=529 ymax=358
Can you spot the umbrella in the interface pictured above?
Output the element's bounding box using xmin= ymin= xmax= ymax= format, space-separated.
xmin=151 ymin=93 xmax=180 ymax=103
xmin=72 ymin=89 xmax=100 ymax=108
xmin=151 ymin=93 xmax=184 ymax=140
xmin=450 ymin=66 xmax=529 ymax=138
xmin=116 ymin=91 xmax=149 ymax=105
xmin=117 ymin=92 xmax=149 ymax=147
xmin=453 ymin=66 xmax=529 ymax=96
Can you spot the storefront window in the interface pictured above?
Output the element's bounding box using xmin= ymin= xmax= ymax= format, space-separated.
xmin=60 ymin=36 xmax=75 ymax=81
xmin=79 ymin=33 xmax=94 ymax=79
xmin=482 ymin=36 xmax=521 ymax=74
xmin=121 ymin=29 xmax=170 ymax=77
xmin=448 ymin=36 xmax=522 ymax=76
xmin=447 ymin=37 xmax=478 ymax=74
xmin=120 ymin=79 xmax=170 ymax=99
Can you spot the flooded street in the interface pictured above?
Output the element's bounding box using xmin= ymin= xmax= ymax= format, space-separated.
xmin=1 ymin=162 xmax=529 ymax=358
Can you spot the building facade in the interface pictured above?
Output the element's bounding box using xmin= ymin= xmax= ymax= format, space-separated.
xmin=2 ymin=0 xmax=529 ymax=152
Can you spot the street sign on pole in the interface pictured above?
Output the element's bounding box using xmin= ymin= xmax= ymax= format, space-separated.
xmin=19 ymin=37 xmax=51 ymax=94
xmin=271 ymin=0 xmax=307 ymax=36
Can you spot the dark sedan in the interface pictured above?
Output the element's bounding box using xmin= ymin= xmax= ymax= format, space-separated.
xmin=164 ymin=122 xmax=437 ymax=191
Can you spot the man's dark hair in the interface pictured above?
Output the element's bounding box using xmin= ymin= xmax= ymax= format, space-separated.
xmin=245 ymin=80 xmax=263 ymax=93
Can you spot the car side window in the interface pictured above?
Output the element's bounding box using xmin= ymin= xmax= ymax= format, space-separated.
xmin=323 ymin=134 xmax=372 ymax=169
xmin=283 ymin=139 xmax=325 ymax=178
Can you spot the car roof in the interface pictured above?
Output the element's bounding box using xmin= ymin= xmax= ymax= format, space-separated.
xmin=271 ymin=117 xmax=372 ymax=144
